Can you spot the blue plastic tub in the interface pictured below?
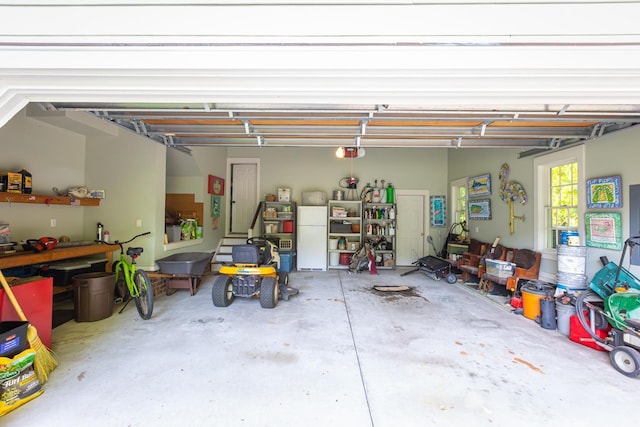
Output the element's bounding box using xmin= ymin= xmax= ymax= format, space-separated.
xmin=279 ymin=252 xmax=296 ymax=273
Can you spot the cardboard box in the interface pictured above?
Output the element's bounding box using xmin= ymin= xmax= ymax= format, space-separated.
xmin=302 ymin=191 xmax=327 ymax=206
xmin=277 ymin=188 xmax=291 ymax=202
xmin=6 ymin=172 xmax=21 ymax=193
xmin=0 ymin=321 xmax=28 ymax=358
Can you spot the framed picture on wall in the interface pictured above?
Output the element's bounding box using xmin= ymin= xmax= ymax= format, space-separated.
xmin=430 ymin=195 xmax=446 ymax=227
xmin=585 ymin=211 xmax=622 ymax=250
xmin=468 ymin=198 xmax=491 ymax=220
xmin=208 ymin=175 xmax=225 ymax=195
xmin=586 ymin=175 xmax=622 ymax=208
xmin=211 ymin=196 xmax=221 ymax=217
xmin=467 ymin=173 xmax=491 ymax=198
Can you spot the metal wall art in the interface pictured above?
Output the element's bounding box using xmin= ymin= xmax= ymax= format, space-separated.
xmin=586 ymin=175 xmax=622 ymax=209
xmin=499 ymin=163 xmax=527 ymax=234
xmin=467 ymin=173 xmax=491 ymax=198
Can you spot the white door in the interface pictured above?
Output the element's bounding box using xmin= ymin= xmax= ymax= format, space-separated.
xmin=396 ymin=190 xmax=429 ymax=266
xmin=227 ymin=160 xmax=259 ymax=234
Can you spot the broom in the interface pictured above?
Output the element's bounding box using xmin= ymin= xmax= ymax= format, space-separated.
xmin=0 ymin=269 xmax=58 ymax=384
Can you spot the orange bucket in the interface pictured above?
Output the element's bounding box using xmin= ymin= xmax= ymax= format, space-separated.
xmin=521 ymin=281 xmax=555 ymax=321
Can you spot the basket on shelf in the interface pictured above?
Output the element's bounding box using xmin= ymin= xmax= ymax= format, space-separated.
xmin=279 ymin=239 xmax=293 ymax=251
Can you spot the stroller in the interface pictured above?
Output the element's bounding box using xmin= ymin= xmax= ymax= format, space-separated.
xmin=575 ymin=236 xmax=640 ymax=378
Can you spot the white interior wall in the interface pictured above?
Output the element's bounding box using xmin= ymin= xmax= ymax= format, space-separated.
xmin=84 ymin=130 xmax=167 ymax=268
xmin=0 ymin=109 xmax=87 ymax=240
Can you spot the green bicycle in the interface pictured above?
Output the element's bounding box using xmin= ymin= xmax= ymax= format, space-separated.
xmin=107 ymin=232 xmax=154 ymax=320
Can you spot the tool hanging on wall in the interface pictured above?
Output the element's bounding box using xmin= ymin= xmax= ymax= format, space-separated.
xmin=499 ymin=163 xmax=528 ymax=234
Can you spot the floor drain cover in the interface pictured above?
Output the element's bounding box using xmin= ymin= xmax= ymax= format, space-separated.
xmin=374 ymin=285 xmax=412 ymax=292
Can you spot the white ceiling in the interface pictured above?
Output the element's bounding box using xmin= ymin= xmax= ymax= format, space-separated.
xmin=2 ymin=1 xmax=640 ymax=156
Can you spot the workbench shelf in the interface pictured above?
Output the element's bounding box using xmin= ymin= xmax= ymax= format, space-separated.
xmin=0 ymin=193 xmax=100 ymax=206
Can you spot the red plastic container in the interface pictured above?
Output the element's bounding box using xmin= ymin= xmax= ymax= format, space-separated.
xmin=569 ymin=312 xmax=610 ymax=351
xmin=283 ymin=220 xmax=294 ymax=233
xmin=339 ymin=253 xmax=351 ymax=265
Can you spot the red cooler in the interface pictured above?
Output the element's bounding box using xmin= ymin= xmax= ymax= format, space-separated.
xmin=283 ymin=220 xmax=294 ymax=233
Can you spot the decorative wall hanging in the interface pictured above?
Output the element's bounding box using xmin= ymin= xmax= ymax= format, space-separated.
xmin=208 ymin=175 xmax=225 ymax=195
xmin=467 ymin=173 xmax=491 ymax=198
xmin=468 ymin=198 xmax=491 ymax=220
xmin=430 ymin=195 xmax=446 ymax=227
xmin=211 ymin=196 xmax=221 ymax=217
xmin=498 ymin=163 xmax=528 ymax=234
xmin=585 ymin=211 xmax=622 ymax=250
xmin=586 ymin=175 xmax=622 ymax=209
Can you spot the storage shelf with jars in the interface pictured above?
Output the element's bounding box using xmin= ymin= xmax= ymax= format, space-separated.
xmin=261 ymin=201 xmax=296 ymax=252
xmin=363 ymin=203 xmax=396 ymax=270
xmin=327 ymin=200 xmax=362 ymax=270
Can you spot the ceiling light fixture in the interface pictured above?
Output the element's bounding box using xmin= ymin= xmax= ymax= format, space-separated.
xmin=336 ymin=147 xmax=365 ymax=158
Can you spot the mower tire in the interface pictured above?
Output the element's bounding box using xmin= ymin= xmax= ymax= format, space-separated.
xmin=446 ymin=273 xmax=457 ymax=284
xmin=610 ymin=345 xmax=640 ymax=378
xmin=260 ymin=277 xmax=279 ymax=309
xmin=212 ymin=276 xmax=234 ymax=307
xmin=278 ymin=272 xmax=289 ymax=286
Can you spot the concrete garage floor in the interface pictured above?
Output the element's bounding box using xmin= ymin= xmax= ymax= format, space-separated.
xmin=3 ymin=269 xmax=638 ymax=426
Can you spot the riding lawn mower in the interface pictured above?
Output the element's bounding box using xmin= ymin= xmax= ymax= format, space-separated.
xmin=212 ymin=237 xmax=298 ymax=309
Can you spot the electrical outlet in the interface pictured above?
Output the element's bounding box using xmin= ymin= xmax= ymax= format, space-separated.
xmin=475 ymin=227 xmax=479 ymax=233
xmin=50 ymin=219 xmax=56 ymax=227
xmin=136 ymin=219 xmax=142 ymax=228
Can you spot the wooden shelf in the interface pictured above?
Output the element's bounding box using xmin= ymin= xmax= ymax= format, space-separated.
xmin=0 ymin=244 xmax=115 ymax=270
xmin=0 ymin=192 xmax=101 ymax=206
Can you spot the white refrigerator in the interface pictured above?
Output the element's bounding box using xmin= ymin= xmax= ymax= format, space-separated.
xmin=297 ymin=206 xmax=328 ymax=271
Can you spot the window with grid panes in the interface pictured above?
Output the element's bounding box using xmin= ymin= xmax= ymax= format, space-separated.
xmin=549 ymin=162 xmax=579 ymax=248
xmin=456 ymin=185 xmax=467 ymax=225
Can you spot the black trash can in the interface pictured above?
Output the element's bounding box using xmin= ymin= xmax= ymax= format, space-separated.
xmin=73 ymin=272 xmax=115 ymax=322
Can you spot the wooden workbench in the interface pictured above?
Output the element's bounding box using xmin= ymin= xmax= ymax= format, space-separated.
xmin=0 ymin=244 xmax=116 ymax=271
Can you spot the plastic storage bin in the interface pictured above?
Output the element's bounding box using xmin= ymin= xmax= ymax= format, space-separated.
xmin=485 ymin=259 xmax=515 ymax=278
xmin=73 ymin=272 xmax=115 ymax=322
xmin=279 ymin=252 xmax=295 ymax=273
xmin=45 ymin=260 xmax=92 ymax=286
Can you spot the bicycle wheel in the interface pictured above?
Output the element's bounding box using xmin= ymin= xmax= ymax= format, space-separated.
xmin=132 ymin=269 xmax=154 ymax=320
